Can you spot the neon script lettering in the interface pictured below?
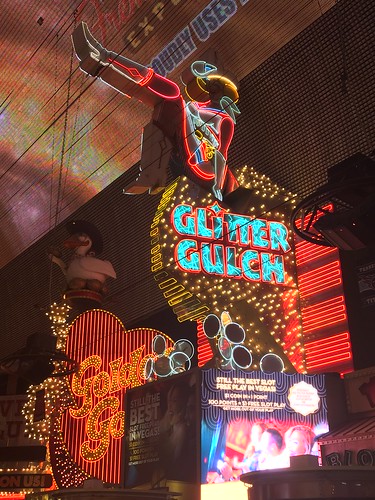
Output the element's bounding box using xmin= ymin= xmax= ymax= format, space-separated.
xmin=70 ymin=347 xmax=152 ymax=462
xmin=76 ymin=0 xmax=147 ymax=42
xmin=171 ymin=203 xmax=291 ymax=284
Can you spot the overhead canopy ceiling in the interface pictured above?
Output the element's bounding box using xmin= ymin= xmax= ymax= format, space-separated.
xmin=0 ymin=0 xmax=335 ymax=269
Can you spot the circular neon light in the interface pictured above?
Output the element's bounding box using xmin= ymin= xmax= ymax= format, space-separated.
xmin=224 ymin=322 xmax=245 ymax=344
xmin=232 ymin=345 xmax=253 ymax=369
xmin=260 ymin=353 xmax=285 ymax=373
xmin=203 ymin=314 xmax=221 ymax=338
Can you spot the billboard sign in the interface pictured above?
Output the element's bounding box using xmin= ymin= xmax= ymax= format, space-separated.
xmin=150 ymin=175 xmax=304 ymax=372
xmin=124 ymin=370 xmax=200 ymax=487
xmin=201 ymin=369 xmax=330 ymax=484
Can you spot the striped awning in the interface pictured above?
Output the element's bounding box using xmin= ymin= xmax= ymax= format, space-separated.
xmin=318 ymin=417 xmax=375 ymax=445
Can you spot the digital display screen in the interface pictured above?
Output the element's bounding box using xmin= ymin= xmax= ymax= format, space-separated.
xmin=1 ymin=0 xmax=329 ymax=266
xmin=201 ymin=369 xmax=330 ymax=484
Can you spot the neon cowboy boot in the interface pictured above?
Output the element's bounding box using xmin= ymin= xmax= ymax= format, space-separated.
xmin=71 ymin=22 xmax=109 ymax=77
xmin=72 ymin=22 xmax=151 ymax=82
xmin=72 ymin=22 xmax=166 ymax=108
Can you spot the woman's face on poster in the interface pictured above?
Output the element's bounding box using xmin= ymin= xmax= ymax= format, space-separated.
xmin=287 ymin=429 xmax=310 ymax=456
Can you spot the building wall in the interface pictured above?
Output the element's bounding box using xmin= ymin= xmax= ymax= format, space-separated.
xmin=229 ymin=0 xmax=374 ymax=197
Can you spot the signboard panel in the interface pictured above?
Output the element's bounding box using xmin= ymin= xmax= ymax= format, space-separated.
xmin=49 ymin=309 xmax=174 ymax=488
xmin=151 ymin=175 xmax=304 ymax=372
xmin=124 ymin=370 xmax=200 ymax=487
xmin=0 ymin=474 xmax=52 ymax=490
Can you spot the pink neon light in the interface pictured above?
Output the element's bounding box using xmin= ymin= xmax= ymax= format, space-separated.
xmin=295 ymin=241 xmax=335 ymax=265
xmin=306 ymin=342 xmax=352 ymax=359
xmin=304 ymin=332 xmax=350 ymax=348
xmin=294 ymin=214 xmax=353 ymax=374
xmin=299 ymin=272 xmax=341 ymax=287
xmin=299 ymin=275 xmax=342 ymax=298
xmin=305 ymin=339 xmax=351 ymax=353
xmin=108 ymin=58 xmax=142 ymax=79
xmin=302 ymin=312 xmax=346 ymax=329
xmin=303 ymin=302 xmax=346 ymax=322
xmin=146 ymin=74 xmax=181 ymax=99
xmin=299 ymin=266 xmax=341 ymax=286
xmin=108 ymin=59 xmax=181 ymax=99
xmin=139 ymin=68 xmax=154 ymax=86
xmin=306 ymin=349 xmax=352 ymax=362
xmin=302 ymin=295 xmax=345 ymax=312
xmin=108 ymin=59 xmax=156 ymax=90
xmin=187 ymin=159 xmax=215 ymax=180
xmin=302 ymin=314 xmax=347 ymax=334
xmin=197 ymin=320 xmax=212 ymax=367
xmin=302 ymin=305 xmax=345 ymax=321
xmin=298 ymin=261 xmax=341 ymax=282
xmin=302 ymin=296 xmax=347 ymax=333
xmin=306 ymin=352 xmax=352 ymax=369
xmin=294 ymin=203 xmax=334 ymax=230
xmin=182 ymin=105 xmax=234 ymax=181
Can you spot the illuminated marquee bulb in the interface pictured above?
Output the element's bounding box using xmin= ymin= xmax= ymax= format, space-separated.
xmin=153 ymin=173 xmax=303 ymax=371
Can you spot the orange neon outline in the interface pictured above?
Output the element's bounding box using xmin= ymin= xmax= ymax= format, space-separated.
xmin=182 ymin=103 xmax=232 ymax=181
xmin=63 ymin=309 xmax=174 ymax=476
xmin=304 ymin=332 xmax=350 ymax=348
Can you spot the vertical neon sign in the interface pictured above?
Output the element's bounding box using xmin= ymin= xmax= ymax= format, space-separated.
xmin=50 ymin=310 xmax=173 ymax=487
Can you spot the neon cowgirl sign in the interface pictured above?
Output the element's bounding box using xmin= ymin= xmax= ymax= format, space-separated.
xmin=171 ymin=203 xmax=291 ymax=284
xmin=72 ymin=23 xmax=245 ymax=204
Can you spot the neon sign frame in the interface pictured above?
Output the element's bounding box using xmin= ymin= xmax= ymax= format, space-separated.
xmin=171 ymin=202 xmax=291 ymax=284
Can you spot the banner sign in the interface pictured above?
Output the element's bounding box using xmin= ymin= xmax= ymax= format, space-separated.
xmin=0 ymin=474 xmax=53 ymax=490
xmin=125 ymin=369 xmax=200 ymax=487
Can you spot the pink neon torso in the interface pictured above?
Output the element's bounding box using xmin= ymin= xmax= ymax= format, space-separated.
xmin=183 ymin=101 xmax=234 ymax=181
xmin=144 ymin=72 xmax=234 ymax=182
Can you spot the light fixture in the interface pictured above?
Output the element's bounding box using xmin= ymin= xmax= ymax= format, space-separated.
xmin=291 ymin=153 xmax=375 ymax=250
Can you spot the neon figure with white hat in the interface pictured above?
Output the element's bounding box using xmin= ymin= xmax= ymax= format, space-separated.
xmin=72 ymin=22 xmax=252 ymax=211
xmin=49 ymin=220 xmax=116 ymax=302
